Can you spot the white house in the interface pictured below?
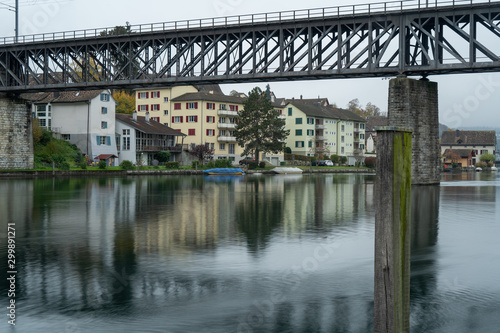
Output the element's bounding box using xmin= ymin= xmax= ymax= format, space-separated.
xmin=22 ymin=90 xmax=119 ymax=165
xmin=115 ymin=112 xmax=187 ymax=165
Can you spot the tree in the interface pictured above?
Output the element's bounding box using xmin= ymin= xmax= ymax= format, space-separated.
xmin=113 ymin=90 xmax=136 ymax=114
xmin=235 ymin=87 xmax=290 ymax=164
xmin=155 ymin=151 xmax=171 ymax=164
xmin=190 ymin=144 xmax=214 ymax=165
xmin=365 ymin=102 xmax=381 ymax=117
xmin=479 ymin=153 xmax=495 ymax=164
xmin=32 ymin=118 xmax=42 ymax=145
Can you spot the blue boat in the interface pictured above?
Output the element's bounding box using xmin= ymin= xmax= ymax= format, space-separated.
xmin=203 ymin=168 xmax=244 ymax=176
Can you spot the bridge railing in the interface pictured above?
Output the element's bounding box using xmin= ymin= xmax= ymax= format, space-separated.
xmin=0 ymin=0 xmax=496 ymax=45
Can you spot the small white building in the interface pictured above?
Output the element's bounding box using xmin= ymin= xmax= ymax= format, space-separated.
xmin=116 ymin=112 xmax=187 ymax=165
xmin=22 ymin=89 xmax=119 ymax=165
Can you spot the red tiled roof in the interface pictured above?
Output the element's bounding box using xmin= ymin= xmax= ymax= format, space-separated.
xmin=95 ymin=154 xmax=118 ymax=160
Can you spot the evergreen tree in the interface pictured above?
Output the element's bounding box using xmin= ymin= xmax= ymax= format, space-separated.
xmin=235 ymin=87 xmax=289 ymax=164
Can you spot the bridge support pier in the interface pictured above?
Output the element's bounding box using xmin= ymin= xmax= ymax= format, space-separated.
xmin=388 ymin=77 xmax=440 ymax=185
xmin=0 ymin=94 xmax=34 ymax=170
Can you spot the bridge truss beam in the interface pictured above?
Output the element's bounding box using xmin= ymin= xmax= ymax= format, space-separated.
xmin=0 ymin=2 xmax=499 ymax=92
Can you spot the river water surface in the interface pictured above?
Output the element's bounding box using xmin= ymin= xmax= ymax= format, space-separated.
xmin=0 ymin=172 xmax=499 ymax=333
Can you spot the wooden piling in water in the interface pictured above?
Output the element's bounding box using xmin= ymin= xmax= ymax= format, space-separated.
xmin=374 ymin=127 xmax=412 ymax=333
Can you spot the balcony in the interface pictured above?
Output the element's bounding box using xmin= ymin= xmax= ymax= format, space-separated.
xmin=218 ymin=123 xmax=237 ymax=129
xmin=137 ymin=144 xmax=183 ymax=152
xmin=218 ymin=136 xmax=237 ymax=142
xmin=218 ymin=110 xmax=238 ymax=116
xmin=315 ymin=124 xmax=325 ymax=130
xmin=354 ymin=127 xmax=360 ymax=133
xmin=316 ymin=136 xmax=325 ymax=141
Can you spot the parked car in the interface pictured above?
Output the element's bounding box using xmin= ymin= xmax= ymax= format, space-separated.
xmin=311 ymin=160 xmax=319 ymax=166
xmin=318 ymin=160 xmax=334 ymax=166
xmin=239 ymin=158 xmax=255 ymax=165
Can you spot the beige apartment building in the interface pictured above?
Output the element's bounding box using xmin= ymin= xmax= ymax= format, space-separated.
xmin=135 ymin=84 xmax=284 ymax=164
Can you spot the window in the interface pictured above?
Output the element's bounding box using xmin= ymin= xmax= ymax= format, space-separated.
xmin=219 ymin=143 xmax=226 ymax=150
xmin=207 ymin=129 xmax=215 ymax=136
xmin=341 ymin=125 xmax=345 ymax=132
xmin=341 ymin=136 xmax=345 ymax=143
xmin=100 ymin=93 xmax=110 ymax=102
xmin=62 ymin=134 xmax=70 ymax=141
xmin=164 ymin=110 xmax=168 ymax=116
xmin=164 ymin=97 xmax=169 ymax=102
xmin=138 ymin=105 xmax=148 ymax=111
xmin=296 ymin=118 xmax=303 ymax=124
xmin=341 ymin=147 xmax=345 ymax=154
xmin=229 ymin=144 xmax=235 ymax=154
xmin=173 ymin=116 xmax=183 ymax=123
xmin=187 ymin=102 xmax=198 ymax=109
xmin=307 ymin=129 xmax=315 ymax=136
xmin=360 ymin=134 xmax=365 ymax=139
xmin=101 ymin=107 xmax=107 ymax=114
xmin=207 ymin=103 xmax=215 ymax=110
xmin=296 ymin=129 xmax=303 ymax=136
xmin=97 ymin=136 xmax=111 ymax=145
xmin=188 ymin=116 xmax=198 ymax=123
xmin=229 ymin=105 xmax=239 ymax=111
xmin=288 ymin=108 xmax=293 ymax=116
xmin=308 ymin=141 xmax=312 ymax=148
xmin=101 ymin=121 xmax=108 ymax=129
xmin=151 ymin=117 xmax=160 ymax=122
xmin=295 ymin=141 xmax=304 ymax=148
xmin=220 ymin=104 xmax=227 ymax=110
xmin=138 ymin=92 xmax=149 ymax=99
xmin=219 ymin=117 xmax=226 ymax=123
xmin=174 ymin=103 xmax=181 ymax=110
xmin=360 ymin=144 xmax=365 ymax=150
xmin=211 ymin=143 xmax=215 ymax=150
xmin=151 ymin=91 xmax=160 ymax=98
xmin=188 ymin=129 xmax=196 ymax=136
xmin=219 ymin=130 xmax=226 ymax=136
xmin=360 ymin=124 xmax=365 ymax=130
xmin=307 ymin=118 xmax=314 ymax=125
xmin=151 ymin=104 xmax=160 ymax=111
xmin=206 ymin=116 xmax=215 ymax=123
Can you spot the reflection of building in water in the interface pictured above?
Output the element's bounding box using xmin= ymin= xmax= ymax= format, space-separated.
xmin=133 ymin=177 xmax=247 ymax=256
xmin=281 ymin=174 xmax=374 ymax=235
xmin=0 ymin=180 xmax=32 ymax=234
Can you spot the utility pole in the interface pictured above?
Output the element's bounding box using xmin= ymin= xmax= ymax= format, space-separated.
xmin=15 ymin=0 xmax=19 ymax=42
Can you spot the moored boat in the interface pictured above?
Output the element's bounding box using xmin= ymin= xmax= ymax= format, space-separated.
xmin=204 ymin=168 xmax=244 ymax=175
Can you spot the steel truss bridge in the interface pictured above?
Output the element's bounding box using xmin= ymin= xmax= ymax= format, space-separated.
xmin=1 ymin=0 xmax=500 ymax=93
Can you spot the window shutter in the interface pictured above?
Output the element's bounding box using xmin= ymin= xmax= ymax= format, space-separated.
xmin=106 ymin=136 xmax=111 ymax=146
xmin=146 ymin=92 xmax=149 ymax=98
xmin=137 ymin=93 xmax=141 ymax=99
xmin=186 ymin=103 xmax=189 ymax=109
xmin=206 ymin=129 xmax=209 ymax=136
xmin=97 ymin=136 xmax=101 ymax=145
xmin=206 ymin=116 xmax=209 ymax=122
xmin=195 ymin=102 xmax=198 ymax=109
xmin=195 ymin=116 xmax=198 ymax=122
xmin=181 ymin=117 xmax=184 ymax=123
xmin=207 ymin=103 xmax=210 ymax=109
xmin=172 ymin=116 xmax=174 ymax=123
xmin=235 ymin=106 xmax=239 ymax=111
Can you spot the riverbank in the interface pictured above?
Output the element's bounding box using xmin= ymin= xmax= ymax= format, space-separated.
xmin=0 ymin=167 xmax=375 ymax=178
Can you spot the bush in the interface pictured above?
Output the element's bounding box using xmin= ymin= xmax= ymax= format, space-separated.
xmin=215 ymin=159 xmax=232 ymax=168
xmin=191 ymin=161 xmax=200 ymax=169
xmin=364 ymin=156 xmax=376 ymax=168
xmin=155 ymin=151 xmax=171 ymax=164
xmin=79 ymin=161 xmax=88 ymax=170
xmin=340 ymin=156 xmax=347 ymax=164
xmin=59 ymin=161 xmax=71 ymax=171
xmin=475 ymin=161 xmax=487 ymax=168
xmin=120 ymin=160 xmax=135 ymax=170
xmin=206 ymin=160 xmax=216 ymax=168
xmin=285 ymin=147 xmax=292 ymax=154
xmin=249 ymin=162 xmax=258 ymax=170
xmin=331 ymin=154 xmax=340 ymax=164
xmin=259 ymin=161 xmax=266 ymax=169
xmin=98 ymin=160 xmax=107 ymax=169
xmin=165 ymin=162 xmax=180 ymax=169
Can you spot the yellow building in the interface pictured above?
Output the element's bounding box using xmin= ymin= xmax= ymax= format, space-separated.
xmin=135 ymin=84 xmax=284 ymax=164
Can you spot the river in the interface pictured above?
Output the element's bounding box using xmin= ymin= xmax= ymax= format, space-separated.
xmin=0 ymin=172 xmax=499 ymax=332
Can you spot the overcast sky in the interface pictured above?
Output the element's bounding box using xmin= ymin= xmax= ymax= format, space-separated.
xmin=1 ymin=0 xmax=499 ymax=129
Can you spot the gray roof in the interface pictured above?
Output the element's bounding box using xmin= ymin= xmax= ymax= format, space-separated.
xmin=288 ymin=101 xmax=366 ymax=122
xmin=443 ymin=149 xmax=476 ymax=158
xmin=20 ymin=90 xmax=107 ymax=104
xmin=116 ymin=113 xmax=186 ymax=136
xmin=366 ymin=116 xmax=389 ymax=132
xmin=441 ymin=130 xmax=496 ymax=146
xmin=172 ymin=92 xmax=245 ymax=104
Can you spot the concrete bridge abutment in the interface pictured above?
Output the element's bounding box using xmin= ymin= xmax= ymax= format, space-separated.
xmin=0 ymin=94 xmax=34 ymax=170
xmin=388 ymin=77 xmax=440 ymax=185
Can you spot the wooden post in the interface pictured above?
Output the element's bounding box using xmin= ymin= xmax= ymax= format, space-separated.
xmin=374 ymin=127 xmax=412 ymax=333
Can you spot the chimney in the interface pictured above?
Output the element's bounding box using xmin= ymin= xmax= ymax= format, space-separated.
xmin=145 ymin=111 xmax=150 ymax=123
xmin=300 ymin=95 xmax=303 ymax=100
xmin=456 ymin=129 xmax=460 ymax=137
xmin=133 ymin=111 xmax=137 ymax=121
